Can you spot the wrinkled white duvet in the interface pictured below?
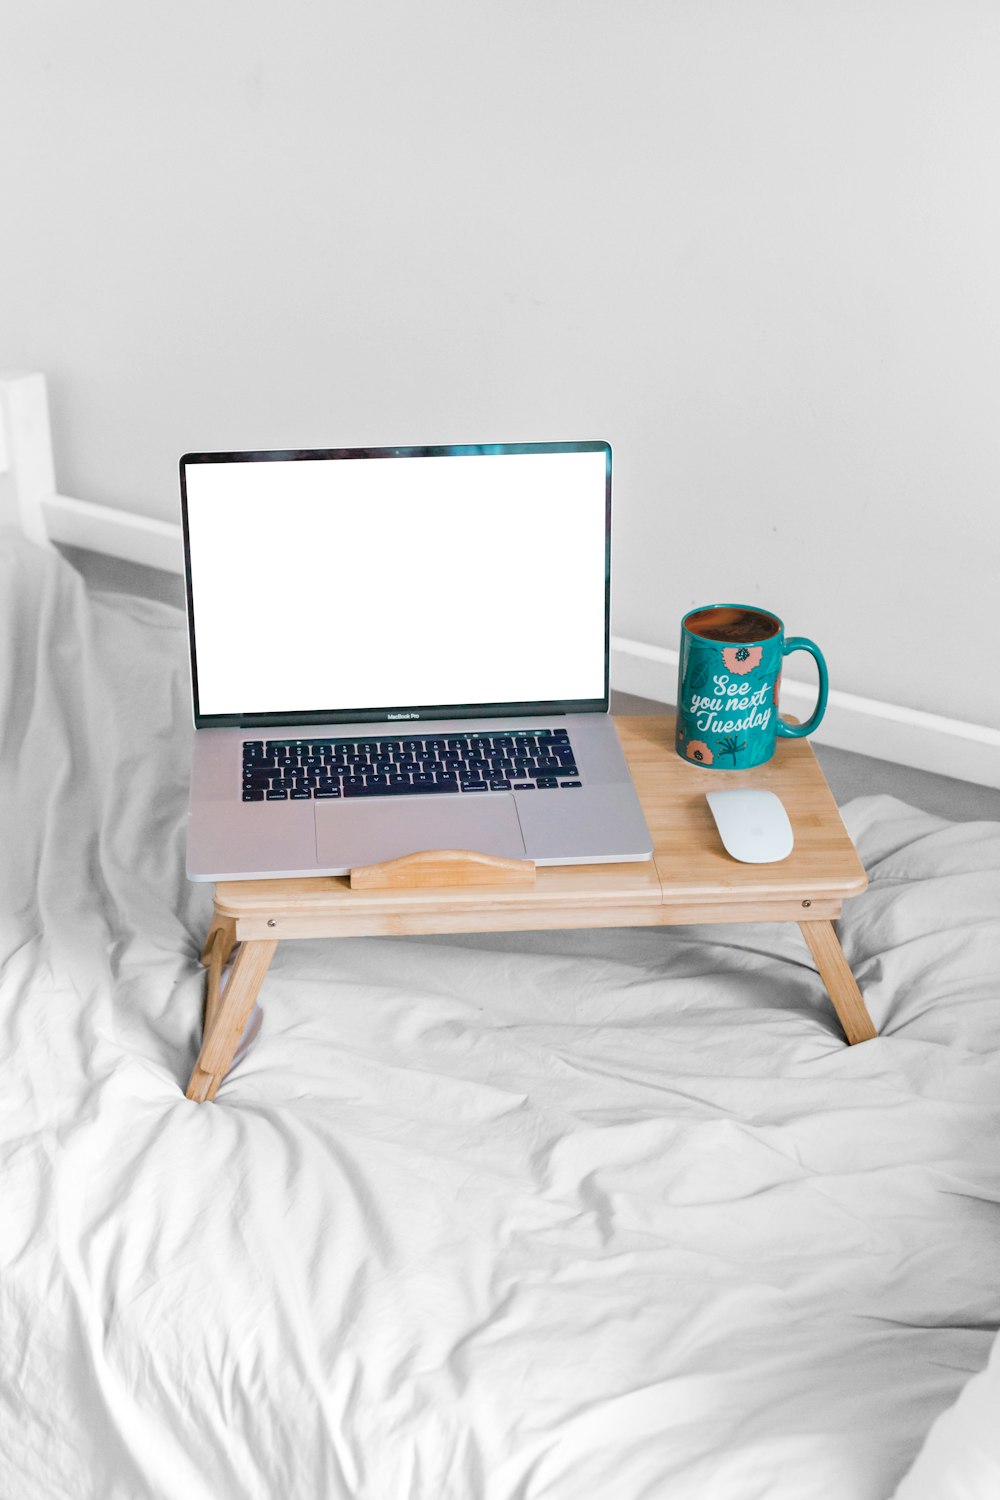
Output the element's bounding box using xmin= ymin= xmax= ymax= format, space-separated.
xmin=1 ymin=531 xmax=998 ymax=1500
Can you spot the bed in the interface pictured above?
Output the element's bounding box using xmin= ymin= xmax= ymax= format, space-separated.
xmin=2 ymin=382 xmax=999 ymax=1499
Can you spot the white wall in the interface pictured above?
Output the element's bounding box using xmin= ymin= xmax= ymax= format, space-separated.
xmin=2 ymin=1 xmax=999 ymax=732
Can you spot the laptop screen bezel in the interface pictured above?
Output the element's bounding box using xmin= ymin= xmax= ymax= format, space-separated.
xmin=180 ymin=440 xmax=612 ymax=730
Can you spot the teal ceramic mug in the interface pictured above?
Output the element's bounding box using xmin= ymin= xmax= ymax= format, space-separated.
xmin=676 ymin=604 xmax=828 ymax=770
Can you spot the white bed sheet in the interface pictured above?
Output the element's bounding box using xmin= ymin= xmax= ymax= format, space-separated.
xmin=1 ymin=531 xmax=998 ymax=1500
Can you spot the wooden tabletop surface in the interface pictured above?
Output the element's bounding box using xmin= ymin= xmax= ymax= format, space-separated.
xmin=213 ymin=715 xmax=867 ymax=933
xmin=622 ymin=715 xmax=868 ymax=902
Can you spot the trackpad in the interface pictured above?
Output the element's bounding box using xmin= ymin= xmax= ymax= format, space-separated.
xmin=315 ymin=795 xmax=526 ymax=872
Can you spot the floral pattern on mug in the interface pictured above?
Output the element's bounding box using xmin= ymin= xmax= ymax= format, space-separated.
xmin=773 ymin=672 xmax=781 ymax=705
xmin=721 ymin=645 xmax=763 ymax=676
xmin=685 ymin=740 xmax=713 ymax=764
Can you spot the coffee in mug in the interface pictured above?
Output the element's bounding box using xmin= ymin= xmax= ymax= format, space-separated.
xmin=676 ymin=604 xmax=828 ymax=769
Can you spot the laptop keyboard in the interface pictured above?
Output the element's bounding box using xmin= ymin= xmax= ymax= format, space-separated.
xmin=241 ymin=730 xmax=582 ymax=801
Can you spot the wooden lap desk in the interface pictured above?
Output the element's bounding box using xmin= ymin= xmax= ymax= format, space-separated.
xmin=186 ymin=714 xmax=875 ymax=1102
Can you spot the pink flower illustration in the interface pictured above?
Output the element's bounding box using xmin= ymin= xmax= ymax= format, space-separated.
xmin=685 ymin=740 xmax=713 ymax=764
xmin=722 ymin=645 xmax=763 ymax=676
xmin=773 ymin=672 xmax=781 ymax=705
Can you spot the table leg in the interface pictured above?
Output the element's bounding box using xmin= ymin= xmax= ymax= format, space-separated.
xmin=186 ymin=939 xmax=277 ymax=1103
xmin=201 ymin=919 xmax=237 ymax=1034
xmin=200 ymin=913 xmax=236 ymax=966
xmin=799 ymin=920 xmax=877 ymax=1045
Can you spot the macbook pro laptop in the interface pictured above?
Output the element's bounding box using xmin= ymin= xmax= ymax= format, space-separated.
xmin=180 ymin=439 xmax=653 ymax=880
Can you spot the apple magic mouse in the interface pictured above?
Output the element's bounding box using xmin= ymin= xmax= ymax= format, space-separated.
xmin=706 ymin=788 xmax=794 ymax=864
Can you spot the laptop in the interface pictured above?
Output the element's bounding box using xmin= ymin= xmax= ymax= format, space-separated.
xmin=180 ymin=439 xmax=653 ymax=880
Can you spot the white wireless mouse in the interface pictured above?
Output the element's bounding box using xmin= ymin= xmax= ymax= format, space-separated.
xmin=706 ymin=788 xmax=794 ymax=863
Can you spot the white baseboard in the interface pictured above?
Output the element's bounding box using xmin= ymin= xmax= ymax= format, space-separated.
xmin=611 ymin=635 xmax=1000 ymax=791
xmin=1 ymin=371 xmax=185 ymax=574
xmin=42 ymin=492 xmax=185 ymax=574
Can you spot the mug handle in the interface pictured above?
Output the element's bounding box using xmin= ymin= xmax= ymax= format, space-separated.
xmin=775 ymin=637 xmax=829 ymax=739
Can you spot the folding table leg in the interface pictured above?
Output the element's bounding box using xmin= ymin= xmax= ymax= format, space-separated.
xmin=200 ymin=913 xmax=236 ymax=969
xmin=799 ymin=920 xmax=877 ymax=1045
xmin=201 ymin=918 xmax=237 ymax=1034
xmin=186 ymin=939 xmax=277 ymax=1102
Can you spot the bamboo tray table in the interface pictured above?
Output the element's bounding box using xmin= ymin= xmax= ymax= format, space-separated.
xmin=186 ymin=714 xmax=875 ymax=1102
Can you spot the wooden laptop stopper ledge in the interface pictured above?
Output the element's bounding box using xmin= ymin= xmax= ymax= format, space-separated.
xmin=349 ymin=848 xmax=536 ymax=890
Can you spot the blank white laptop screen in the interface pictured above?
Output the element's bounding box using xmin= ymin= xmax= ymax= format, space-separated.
xmin=181 ymin=444 xmax=610 ymax=724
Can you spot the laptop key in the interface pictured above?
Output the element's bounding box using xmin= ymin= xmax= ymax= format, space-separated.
xmin=290 ymin=788 xmax=312 ymax=800
xmin=536 ymin=777 xmax=558 ymax=788
xmin=461 ymin=783 xmax=488 ymax=792
xmin=266 ymin=789 xmax=289 ymax=800
xmin=489 ymin=779 xmax=512 ymax=790
xmin=314 ymin=788 xmax=341 ymax=798
xmin=343 ymin=781 xmax=449 ymax=797
xmin=242 ymin=789 xmax=265 ymax=801
xmin=561 ymin=781 xmax=582 ymax=788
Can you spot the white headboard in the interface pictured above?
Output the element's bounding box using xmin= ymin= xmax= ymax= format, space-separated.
xmin=0 ymin=371 xmax=183 ymax=574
